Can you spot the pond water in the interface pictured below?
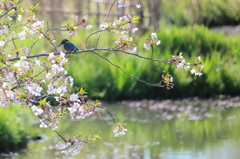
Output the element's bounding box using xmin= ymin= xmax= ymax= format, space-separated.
xmin=4 ymin=97 xmax=240 ymax=159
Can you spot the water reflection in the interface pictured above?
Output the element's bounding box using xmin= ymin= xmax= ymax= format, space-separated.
xmin=9 ymin=97 xmax=240 ymax=159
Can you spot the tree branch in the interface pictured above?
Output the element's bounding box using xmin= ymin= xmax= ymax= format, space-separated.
xmin=38 ymin=115 xmax=67 ymax=143
xmin=85 ymin=29 xmax=106 ymax=49
xmin=91 ymin=50 xmax=165 ymax=87
xmin=7 ymin=48 xmax=171 ymax=64
xmin=0 ymin=0 xmax=22 ymax=19
xmin=97 ymin=105 xmax=116 ymax=124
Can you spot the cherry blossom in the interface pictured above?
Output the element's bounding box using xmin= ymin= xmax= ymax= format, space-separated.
xmin=31 ymin=105 xmax=44 ymax=116
xmin=0 ymin=41 xmax=5 ymax=46
xmin=143 ymin=32 xmax=161 ymax=50
xmin=17 ymin=15 xmax=22 ymax=22
xmin=86 ymin=25 xmax=93 ymax=29
xmin=18 ymin=31 xmax=26 ymax=40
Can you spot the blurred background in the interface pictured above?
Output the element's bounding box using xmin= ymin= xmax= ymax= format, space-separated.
xmin=25 ymin=0 xmax=240 ymax=101
xmin=1 ymin=0 xmax=240 ymax=158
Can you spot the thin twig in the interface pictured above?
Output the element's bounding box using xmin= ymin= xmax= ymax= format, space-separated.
xmin=150 ymin=46 xmax=154 ymax=58
xmin=38 ymin=115 xmax=67 ymax=143
xmin=91 ymin=50 xmax=164 ymax=87
xmin=94 ymin=0 xmax=117 ymax=48
xmin=85 ymin=29 xmax=105 ymax=49
xmin=28 ymin=37 xmax=41 ymax=55
xmin=12 ymin=39 xmax=19 ymax=57
xmin=97 ymin=105 xmax=116 ymax=124
xmin=41 ymin=31 xmax=58 ymax=52
xmin=106 ymin=48 xmax=171 ymax=64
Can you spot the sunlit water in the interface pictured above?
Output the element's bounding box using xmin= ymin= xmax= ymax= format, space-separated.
xmin=3 ymin=97 xmax=240 ymax=159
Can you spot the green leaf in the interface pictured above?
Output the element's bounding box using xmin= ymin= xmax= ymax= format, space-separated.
xmin=39 ymin=97 xmax=48 ymax=106
xmin=78 ymin=87 xmax=87 ymax=94
xmin=94 ymin=134 xmax=102 ymax=140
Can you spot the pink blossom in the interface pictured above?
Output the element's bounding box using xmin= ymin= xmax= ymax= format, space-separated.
xmin=70 ymin=94 xmax=79 ymax=101
xmin=86 ymin=25 xmax=93 ymax=29
xmin=48 ymin=53 xmax=55 ymax=59
xmin=151 ymin=33 xmax=157 ymax=39
xmin=0 ymin=25 xmax=8 ymax=34
xmin=7 ymin=16 xmax=13 ymax=21
xmin=190 ymin=68 xmax=196 ymax=74
xmin=20 ymin=56 xmax=27 ymax=60
xmin=17 ymin=15 xmax=22 ymax=22
xmin=18 ymin=31 xmax=26 ymax=40
xmin=143 ymin=43 xmax=150 ymax=50
xmin=0 ymin=41 xmax=5 ymax=46
xmin=31 ymin=105 xmax=44 ymax=115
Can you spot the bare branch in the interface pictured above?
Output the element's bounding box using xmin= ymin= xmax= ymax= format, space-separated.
xmin=85 ymin=29 xmax=106 ymax=49
xmin=112 ymin=49 xmax=172 ymax=64
xmin=91 ymin=50 xmax=165 ymax=87
xmin=28 ymin=37 xmax=41 ymax=55
xmin=7 ymin=48 xmax=172 ymax=65
xmin=97 ymin=105 xmax=116 ymax=124
xmin=38 ymin=115 xmax=67 ymax=143
xmin=41 ymin=31 xmax=58 ymax=52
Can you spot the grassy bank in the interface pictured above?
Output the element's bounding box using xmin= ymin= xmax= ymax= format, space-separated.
xmin=0 ymin=105 xmax=35 ymax=152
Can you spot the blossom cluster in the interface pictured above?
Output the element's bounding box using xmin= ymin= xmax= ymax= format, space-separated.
xmin=117 ymin=0 xmax=141 ymax=8
xmin=55 ymin=138 xmax=83 ymax=155
xmin=0 ymin=39 xmax=99 ymax=154
xmin=0 ymin=1 xmax=128 ymax=156
xmin=113 ymin=123 xmax=128 ymax=137
xmin=101 ymin=14 xmax=139 ymax=34
xmin=19 ymin=19 xmax=45 ymax=40
xmin=170 ymin=53 xmax=204 ymax=76
xmin=143 ymin=33 xmax=161 ymax=51
xmin=159 ymin=71 xmax=174 ymax=90
xmin=0 ymin=82 xmax=19 ymax=108
xmin=170 ymin=52 xmax=190 ymax=70
xmin=55 ymin=134 xmax=101 ymax=155
xmin=66 ymin=15 xmax=93 ymax=37
xmin=115 ymin=35 xmax=137 ymax=53
xmin=190 ymin=56 xmax=204 ymax=76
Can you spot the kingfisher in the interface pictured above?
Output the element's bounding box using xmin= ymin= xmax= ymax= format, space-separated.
xmin=57 ymin=39 xmax=78 ymax=54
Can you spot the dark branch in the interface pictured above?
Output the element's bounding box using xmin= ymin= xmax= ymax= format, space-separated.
xmin=7 ymin=48 xmax=171 ymax=64
xmin=0 ymin=0 xmax=21 ymax=19
xmin=91 ymin=50 xmax=165 ymax=87
xmin=97 ymin=105 xmax=116 ymax=124
xmin=38 ymin=115 xmax=67 ymax=143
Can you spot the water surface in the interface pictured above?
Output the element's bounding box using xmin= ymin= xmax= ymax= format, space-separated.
xmin=5 ymin=97 xmax=240 ymax=159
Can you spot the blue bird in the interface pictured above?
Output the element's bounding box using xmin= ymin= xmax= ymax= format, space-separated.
xmin=57 ymin=39 xmax=78 ymax=54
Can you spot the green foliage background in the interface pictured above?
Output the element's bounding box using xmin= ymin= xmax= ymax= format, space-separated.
xmin=0 ymin=105 xmax=34 ymax=152
xmin=161 ymin=0 xmax=240 ymax=27
xmin=66 ymin=25 xmax=240 ymax=100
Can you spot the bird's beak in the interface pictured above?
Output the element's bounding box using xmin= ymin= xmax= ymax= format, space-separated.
xmin=57 ymin=43 xmax=62 ymax=47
